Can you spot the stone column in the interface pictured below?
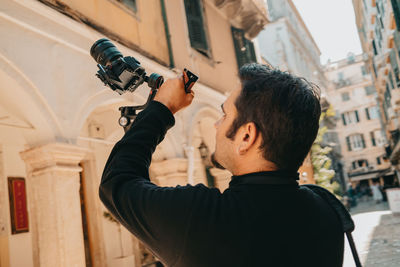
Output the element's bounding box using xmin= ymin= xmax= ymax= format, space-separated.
xmin=184 ymin=146 xmax=195 ymax=185
xmin=150 ymin=158 xmax=189 ymax=186
xmin=20 ymin=143 xmax=89 ymax=267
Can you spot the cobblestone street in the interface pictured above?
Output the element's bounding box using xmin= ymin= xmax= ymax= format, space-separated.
xmin=343 ymin=200 xmax=400 ymax=267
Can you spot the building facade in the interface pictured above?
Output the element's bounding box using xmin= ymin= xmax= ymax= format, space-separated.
xmin=257 ymin=0 xmax=343 ymax=185
xmin=353 ymin=0 xmax=400 ymax=184
xmin=325 ymin=53 xmax=391 ymax=188
xmin=0 ymin=0 xmax=268 ymax=266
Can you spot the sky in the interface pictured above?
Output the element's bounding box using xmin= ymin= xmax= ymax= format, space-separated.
xmin=292 ymin=0 xmax=362 ymax=64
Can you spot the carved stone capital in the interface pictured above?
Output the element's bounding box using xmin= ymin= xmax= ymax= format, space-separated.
xmin=150 ymin=158 xmax=189 ymax=186
xmin=20 ymin=143 xmax=90 ymax=176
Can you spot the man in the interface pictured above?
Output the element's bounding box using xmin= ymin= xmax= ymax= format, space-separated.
xmin=100 ymin=64 xmax=344 ymax=267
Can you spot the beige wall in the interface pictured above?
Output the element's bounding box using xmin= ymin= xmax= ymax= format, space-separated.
xmin=53 ymin=0 xmax=169 ymax=65
xmin=0 ymin=141 xmax=34 ymax=267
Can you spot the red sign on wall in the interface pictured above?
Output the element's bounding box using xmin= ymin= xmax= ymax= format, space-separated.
xmin=8 ymin=177 xmax=29 ymax=234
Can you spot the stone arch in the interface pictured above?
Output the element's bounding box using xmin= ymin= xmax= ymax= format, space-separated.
xmin=0 ymin=52 xmax=62 ymax=145
xmin=186 ymin=105 xmax=231 ymax=190
xmin=188 ymin=106 xmax=221 ymax=153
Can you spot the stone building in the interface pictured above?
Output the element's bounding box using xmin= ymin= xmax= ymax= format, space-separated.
xmin=352 ymin=0 xmax=400 ymax=184
xmin=257 ymin=0 xmax=343 ymax=185
xmin=0 ymin=0 xmax=268 ymax=266
xmin=325 ymin=53 xmax=391 ymax=188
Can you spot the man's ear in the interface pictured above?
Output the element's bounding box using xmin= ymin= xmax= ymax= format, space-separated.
xmin=238 ymin=122 xmax=258 ymax=154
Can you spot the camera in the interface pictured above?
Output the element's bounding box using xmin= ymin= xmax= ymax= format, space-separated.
xmin=90 ymin=38 xmax=198 ymax=131
xmin=90 ymin=38 xmax=164 ymax=94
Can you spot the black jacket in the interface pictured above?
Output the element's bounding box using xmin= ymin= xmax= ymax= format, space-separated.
xmin=99 ymin=101 xmax=344 ymax=267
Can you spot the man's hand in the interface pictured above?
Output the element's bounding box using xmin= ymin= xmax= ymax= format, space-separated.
xmin=153 ymin=74 xmax=195 ymax=114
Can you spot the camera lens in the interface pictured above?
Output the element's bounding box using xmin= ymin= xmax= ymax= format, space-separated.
xmin=90 ymin=38 xmax=123 ymax=66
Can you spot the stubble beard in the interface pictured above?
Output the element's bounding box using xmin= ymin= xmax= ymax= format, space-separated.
xmin=211 ymin=152 xmax=226 ymax=170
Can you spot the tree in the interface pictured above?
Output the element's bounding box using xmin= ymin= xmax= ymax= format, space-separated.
xmin=311 ymin=106 xmax=340 ymax=195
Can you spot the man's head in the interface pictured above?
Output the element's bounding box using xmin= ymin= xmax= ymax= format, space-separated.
xmin=212 ymin=63 xmax=321 ymax=174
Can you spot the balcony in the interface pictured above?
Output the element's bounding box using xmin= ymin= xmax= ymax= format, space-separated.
xmin=334 ymin=76 xmax=370 ymax=89
xmin=213 ymin=0 xmax=269 ymax=38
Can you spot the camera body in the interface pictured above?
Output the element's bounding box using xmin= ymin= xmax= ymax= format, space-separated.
xmin=91 ymin=38 xmax=163 ymax=94
xmin=90 ymin=38 xmax=198 ymax=131
xmin=96 ymin=56 xmax=145 ymax=95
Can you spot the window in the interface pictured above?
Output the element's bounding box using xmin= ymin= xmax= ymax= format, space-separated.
xmin=342 ymin=110 xmax=360 ymax=125
xmin=390 ymin=50 xmax=400 ymax=87
xmin=118 ymin=0 xmax=137 ymax=12
xmin=351 ymin=159 xmax=369 ymax=170
xmin=347 ymin=53 xmax=356 ymax=63
xmin=184 ymin=0 xmax=210 ymax=56
xmin=346 ymin=134 xmax=366 ymax=151
xmin=372 ymin=40 xmax=378 ymax=55
xmin=371 ymin=131 xmax=376 ymax=146
xmin=375 ymin=23 xmax=383 ymax=49
xmin=382 ymin=101 xmax=389 ymax=121
xmin=389 ymin=71 xmax=395 ymax=89
xmin=365 ymin=106 xmax=380 ymax=120
xmin=391 ymin=0 xmax=400 ymax=30
xmin=376 ymin=0 xmax=385 ymax=29
xmin=361 ymin=65 xmax=367 ymax=75
xmin=365 ymin=85 xmax=376 ymax=95
xmin=231 ymin=27 xmax=256 ymax=69
xmin=371 ymin=129 xmax=386 ymax=146
xmin=384 ymin=83 xmax=392 ymax=107
xmin=372 ymin=59 xmax=378 ymax=77
xmin=337 ymin=72 xmax=344 ymax=80
xmin=341 ymin=92 xmax=350 ymax=101
xmin=394 ymin=31 xmax=400 ymax=59
xmin=363 ymin=0 xmax=368 ymax=11
xmin=377 ymin=156 xmax=382 ymax=165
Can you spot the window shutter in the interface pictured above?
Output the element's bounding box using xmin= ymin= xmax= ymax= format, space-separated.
xmin=232 ymin=27 xmax=257 ymax=69
xmin=346 ymin=136 xmax=352 ymax=151
xmin=372 ymin=40 xmax=378 ymax=55
xmin=361 ymin=134 xmax=366 ymax=148
xmin=370 ymin=131 xmax=376 ymax=146
xmin=392 ymin=0 xmax=400 ymax=31
xmin=342 ymin=114 xmax=347 ymax=125
xmin=245 ymin=39 xmax=257 ymax=63
xmin=365 ymin=108 xmax=371 ymax=120
xmin=121 ymin=0 xmax=137 ymax=12
xmin=184 ymin=0 xmax=208 ymax=54
xmin=355 ymin=110 xmax=360 ymax=122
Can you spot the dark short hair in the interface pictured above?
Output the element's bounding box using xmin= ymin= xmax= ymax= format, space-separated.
xmin=226 ymin=63 xmax=321 ymax=171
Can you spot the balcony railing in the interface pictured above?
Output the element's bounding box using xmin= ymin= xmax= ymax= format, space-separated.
xmin=334 ymin=76 xmax=370 ymax=89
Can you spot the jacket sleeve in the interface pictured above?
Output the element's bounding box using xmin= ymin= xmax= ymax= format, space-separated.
xmin=99 ymin=101 xmax=220 ymax=265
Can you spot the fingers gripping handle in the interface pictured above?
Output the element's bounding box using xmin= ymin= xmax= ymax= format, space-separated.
xmin=183 ymin=68 xmax=198 ymax=93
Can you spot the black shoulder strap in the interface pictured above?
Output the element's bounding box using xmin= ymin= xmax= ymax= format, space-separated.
xmin=302 ymin=184 xmax=362 ymax=267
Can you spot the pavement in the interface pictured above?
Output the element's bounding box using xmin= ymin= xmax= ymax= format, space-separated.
xmin=342 ymin=199 xmax=400 ymax=267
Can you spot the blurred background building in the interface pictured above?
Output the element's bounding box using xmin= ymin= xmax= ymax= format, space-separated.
xmin=352 ymin=0 xmax=400 ymax=187
xmin=257 ymin=0 xmax=344 ymax=186
xmin=325 ymin=53 xmax=391 ymax=190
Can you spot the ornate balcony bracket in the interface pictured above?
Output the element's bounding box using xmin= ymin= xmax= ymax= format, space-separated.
xmin=213 ymin=0 xmax=269 ymax=39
